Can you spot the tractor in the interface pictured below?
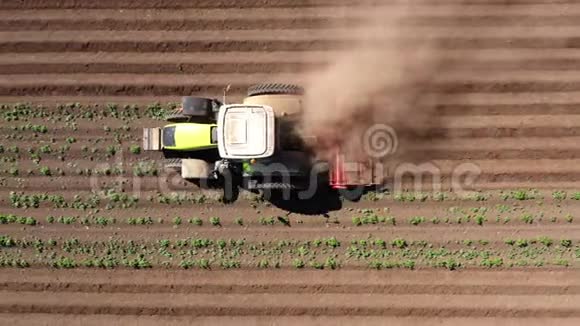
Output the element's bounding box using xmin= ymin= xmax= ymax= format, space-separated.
xmin=143 ymin=83 xmax=381 ymax=202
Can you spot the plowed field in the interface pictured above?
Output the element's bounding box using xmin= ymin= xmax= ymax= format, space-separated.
xmin=1 ymin=0 xmax=580 ymax=325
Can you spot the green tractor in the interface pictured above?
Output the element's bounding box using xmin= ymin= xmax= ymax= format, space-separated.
xmin=143 ymin=96 xmax=221 ymax=177
xmin=144 ymin=83 xmax=381 ymax=202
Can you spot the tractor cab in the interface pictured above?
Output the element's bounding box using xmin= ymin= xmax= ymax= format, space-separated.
xmin=216 ymin=104 xmax=276 ymax=159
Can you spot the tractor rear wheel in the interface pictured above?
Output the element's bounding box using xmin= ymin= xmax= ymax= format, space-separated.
xmin=244 ymin=83 xmax=304 ymax=117
xmin=165 ymin=113 xmax=190 ymax=123
xmin=182 ymin=96 xmax=221 ymax=122
xmin=247 ymin=83 xmax=304 ymax=97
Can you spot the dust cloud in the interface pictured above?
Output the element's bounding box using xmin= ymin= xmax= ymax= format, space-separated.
xmin=300 ymin=2 xmax=452 ymax=163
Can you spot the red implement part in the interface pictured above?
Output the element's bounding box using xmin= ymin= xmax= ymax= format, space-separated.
xmin=329 ymin=149 xmax=381 ymax=189
xmin=330 ymin=149 xmax=347 ymax=189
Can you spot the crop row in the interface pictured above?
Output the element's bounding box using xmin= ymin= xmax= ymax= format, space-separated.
xmin=6 ymin=189 xmax=221 ymax=210
xmin=0 ymin=159 xmax=159 ymax=178
xmin=1 ymin=102 xmax=177 ymax=122
xmin=0 ymin=235 xmax=578 ymax=270
xmin=368 ymin=189 xmax=580 ymax=202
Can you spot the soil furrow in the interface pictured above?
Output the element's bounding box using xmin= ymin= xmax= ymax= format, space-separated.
xmin=0 ymin=281 xmax=578 ymax=295
xmin=2 ymin=0 xmax=579 ymax=10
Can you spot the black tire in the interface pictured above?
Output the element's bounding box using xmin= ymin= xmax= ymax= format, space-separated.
xmin=221 ymin=170 xmax=240 ymax=204
xmin=182 ymin=96 xmax=221 ymax=121
xmin=247 ymin=83 xmax=304 ymax=97
xmin=164 ymin=158 xmax=182 ymax=171
xmin=165 ymin=113 xmax=190 ymax=123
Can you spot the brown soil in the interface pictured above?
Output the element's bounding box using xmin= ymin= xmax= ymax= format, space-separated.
xmin=0 ymin=269 xmax=579 ymax=325
xmin=2 ymin=0 xmax=580 ymax=324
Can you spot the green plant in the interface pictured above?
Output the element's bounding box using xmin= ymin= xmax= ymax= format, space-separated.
xmin=172 ymin=216 xmax=182 ymax=226
xmin=258 ymin=259 xmax=269 ymax=268
xmin=259 ymin=216 xmax=275 ymax=225
xmin=52 ymin=256 xmax=77 ymax=269
xmin=391 ymin=238 xmax=407 ymax=249
xmin=432 ymin=192 xmax=448 ymax=201
xmin=515 ymin=239 xmax=528 ymax=248
xmin=39 ymin=145 xmax=52 ymax=154
xmin=190 ymin=217 xmax=202 ymax=226
xmin=560 ymin=239 xmax=573 ymax=248
xmin=8 ymin=167 xmax=18 ymax=176
xmin=65 ymin=137 xmax=76 ymax=144
xmin=106 ymin=145 xmax=118 ymax=157
xmin=310 ymin=261 xmax=324 ymax=269
xmin=510 ymin=189 xmax=536 ymax=201
xmin=325 ymin=257 xmax=339 ymax=270
xmin=198 ymin=258 xmax=210 ymax=269
xmin=409 ymin=216 xmax=425 ymax=226
xmin=437 ymin=258 xmax=460 ymax=270
xmin=293 ymin=259 xmax=305 ymax=269
xmin=537 ymin=236 xmax=553 ymax=247
xmin=402 ymin=260 xmax=415 ymax=270
xmin=520 ymin=214 xmax=534 ymax=224
xmin=481 ymin=257 xmax=503 ymax=268
xmin=129 ymin=145 xmax=141 ymax=155
xmin=235 ymin=217 xmax=244 ymax=226
xmin=39 ymin=166 xmax=51 ymax=176
xmin=565 ymin=214 xmax=574 ymax=223
xmin=555 ymin=259 xmax=569 ymax=267
xmin=552 ymin=191 xmax=567 ymax=200
xmin=324 ymin=237 xmax=340 ymax=248
xmin=210 ymin=217 xmax=221 ymax=226
xmin=464 ymin=192 xmax=489 ymax=201
xmin=474 ymin=215 xmax=486 ymax=226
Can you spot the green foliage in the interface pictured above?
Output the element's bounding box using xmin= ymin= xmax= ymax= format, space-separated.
xmin=391 ymin=238 xmax=407 ymax=249
xmin=292 ymin=259 xmax=305 ymax=269
xmin=39 ymin=166 xmax=51 ymax=176
xmin=481 ymin=257 xmax=503 ymax=268
xmin=537 ymin=236 xmax=553 ymax=247
xmin=209 ymin=217 xmax=221 ymax=226
xmin=552 ymin=191 xmax=567 ymax=200
xmin=259 ymin=216 xmax=275 ymax=225
xmin=52 ymin=257 xmax=77 ymax=269
xmin=409 ymin=216 xmax=425 ymax=226
xmin=520 ymin=214 xmax=534 ymax=224
xmin=324 ymin=237 xmax=340 ymax=248
xmin=560 ymin=239 xmax=573 ymax=248
xmin=474 ymin=215 xmax=486 ymax=226
xmin=325 ymin=257 xmax=339 ymax=270
xmin=505 ymin=189 xmax=537 ymax=201
xmin=39 ymin=145 xmax=52 ymax=154
xmin=190 ymin=217 xmax=203 ymax=226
